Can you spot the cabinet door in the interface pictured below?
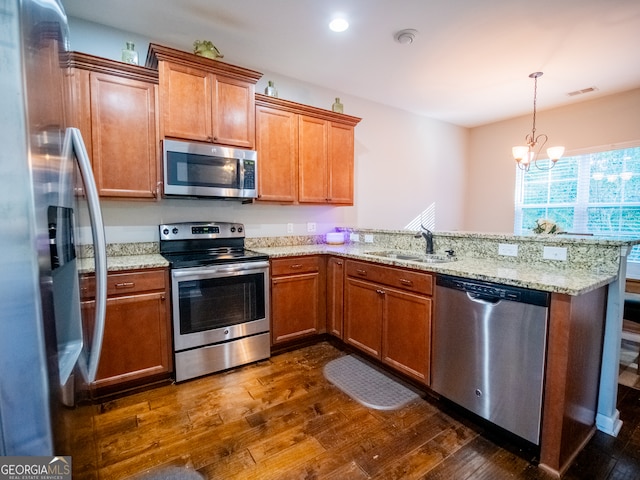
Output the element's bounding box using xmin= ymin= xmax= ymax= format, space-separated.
xmin=344 ymin=277 xmax=383 ymax=357
xmin=89 ymin=72 xmax=158 ymax=198
xmin=328 ymin=122 xmax=354 ymax=205
xmin=298 ymin=115 xmax=328 ymax=203
xmin=83 ymin=291 xmax=170 ymax=389
xmin=159 ymin=61 xmax=212 ymax=141
xmin=327 ymin=257 xmax=345 ymax=338
xmin=255 ymin=105 xmax=298 ymax=202
xmin=213 ymin=76 xmax=255 ymax=148
xmin=382 ymin=288 xmax=432 ymax=384
xmin=271 ymin=272 xmax=320 ymax=344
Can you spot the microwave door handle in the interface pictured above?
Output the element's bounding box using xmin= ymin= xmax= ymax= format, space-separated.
xmin=69 ymin=128 xmax=107 ymax=383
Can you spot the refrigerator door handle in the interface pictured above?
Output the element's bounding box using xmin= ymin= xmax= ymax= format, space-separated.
xmin=67 ymin=127 xmax=107 ymax=383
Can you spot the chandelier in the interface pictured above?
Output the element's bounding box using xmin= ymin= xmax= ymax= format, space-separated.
xmin=512 ymin=72 xmax=564 ymax=171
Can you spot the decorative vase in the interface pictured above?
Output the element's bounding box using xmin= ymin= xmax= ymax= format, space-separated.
xmin=332 ymin=97 xmax=343 ymax=113
xmin=264 ymin=80 xmax=278 ymax=97
xmin=193 ymin=40 xmax=223 ymax=60
xmin=121 ymin=42 xmax=138 ymax=65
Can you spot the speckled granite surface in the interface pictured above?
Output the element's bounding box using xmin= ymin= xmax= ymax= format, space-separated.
xmin=78 ymin=242 xmax=168 ymax=274
xmin=83 ymin=229 xmax=639 ymax=295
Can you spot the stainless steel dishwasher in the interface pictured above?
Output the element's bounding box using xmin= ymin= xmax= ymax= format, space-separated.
xmin=431 ymin=274 xmax=550 ymax=445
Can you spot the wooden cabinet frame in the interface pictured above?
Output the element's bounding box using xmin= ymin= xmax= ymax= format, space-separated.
xmin=255 ymin=94 xmax=361 ymax=205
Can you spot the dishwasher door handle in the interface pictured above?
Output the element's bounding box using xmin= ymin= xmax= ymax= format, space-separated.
xmin=467 ymin=292 xmax=502 ymax=305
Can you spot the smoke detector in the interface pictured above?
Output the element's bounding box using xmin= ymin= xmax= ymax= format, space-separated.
xmin=394 ymin=29 xmax=418 ymax=45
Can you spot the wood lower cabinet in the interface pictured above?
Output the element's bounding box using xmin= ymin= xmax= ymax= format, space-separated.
xmin=68 ymin=52 xmax=160 ymax=199
xmin=147 ymin=43 xmax=262 ymax=149
xmin=81 ymin=268 xmax=172 ymax=394
xmin=327 ymin=257 xmax=345 ymax=338
xmin=344 ymin=260 xmax=433 ymax=384
xmin=271 ymin=256 xmax=326 ymax=345
xmin=254 ymin=94 xmax=361 ymax=205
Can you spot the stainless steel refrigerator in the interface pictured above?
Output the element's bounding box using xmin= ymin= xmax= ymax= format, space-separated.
xmin=0 ymin=0 xmax=107 ymax=459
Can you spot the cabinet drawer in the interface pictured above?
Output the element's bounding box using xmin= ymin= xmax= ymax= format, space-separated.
xmin=81 ymin=269 xmax=166 ymax=298
xmin=346 ymin=260 xmax=433 ymax=295
xmin=271 ymin=256 xmax=321 ymax=276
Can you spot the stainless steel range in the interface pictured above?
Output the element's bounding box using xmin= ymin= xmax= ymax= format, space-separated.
xmin=159 ymin=222 xmax=270 ymax=382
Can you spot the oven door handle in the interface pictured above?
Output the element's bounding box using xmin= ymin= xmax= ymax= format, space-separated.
xmin=172 ymin=261 xmax=270 ymax=279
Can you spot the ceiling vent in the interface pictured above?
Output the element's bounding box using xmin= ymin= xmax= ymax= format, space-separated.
xmin=567 ymin=87 xmax=598 ymax=97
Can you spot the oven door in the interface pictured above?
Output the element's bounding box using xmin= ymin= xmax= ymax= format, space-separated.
xmin=171 ymin=261 xmax=269 ymax=351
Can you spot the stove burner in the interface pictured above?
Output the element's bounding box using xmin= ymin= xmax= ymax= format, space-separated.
xmin=159 ymin=221 xmax=268 ymax=268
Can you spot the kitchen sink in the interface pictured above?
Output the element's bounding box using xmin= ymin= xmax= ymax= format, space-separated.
xmin=366 ymin=250 xmax=456 ymax=264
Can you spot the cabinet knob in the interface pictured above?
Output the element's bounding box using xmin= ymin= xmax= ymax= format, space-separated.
xmin=337 ymin=261 xmax=343 ymax=266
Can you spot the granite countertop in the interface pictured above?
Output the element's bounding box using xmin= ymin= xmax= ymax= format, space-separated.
xmin=249 ymin=244 xmax=617 ymax=296
xmin=78 ymin=253 xmax=168 ymax=274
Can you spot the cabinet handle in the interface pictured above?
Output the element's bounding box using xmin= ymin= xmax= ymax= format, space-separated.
xmin=399 ymin=278 xmax=413 ymax=286
xmin=356 ymin=269 xmax=367 ymax=276
xmin=290 ymin=264 xmax=303 ymax=269
xmin=161 ymin=295 xmax=166 ymax=301
xmin=376 ymin=289 xmax=386 ymax=294
xmin=115 ymin=282 xmax=135 ymax=289
xmin=337 ymin=261 xmax=343 ymax=266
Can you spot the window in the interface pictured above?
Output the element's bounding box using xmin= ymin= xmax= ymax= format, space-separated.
xmin=514 ymin=143 xmax=640 ymax=275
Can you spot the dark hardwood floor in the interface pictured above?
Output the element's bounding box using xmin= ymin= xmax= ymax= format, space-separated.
xmin=66 ymin=342 xmax=640 ymax=479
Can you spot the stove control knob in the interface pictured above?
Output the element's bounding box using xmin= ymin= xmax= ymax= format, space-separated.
xmin=162 ymin=228 xmax=169 ymax=236
xmin=172 ymin=227 xmax=179 ymax=235
xmin=230 ymin=226 xmax=236 ymax=233
xmin=238 ymin=226 xmax=243 ymax=233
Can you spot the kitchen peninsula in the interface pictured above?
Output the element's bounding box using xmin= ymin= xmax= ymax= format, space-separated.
xmin=85 ymin=229 xmax=638 ymax=477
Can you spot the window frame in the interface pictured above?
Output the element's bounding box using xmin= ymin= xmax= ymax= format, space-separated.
xmin=514 ymin=140 xmax=640 ymax=278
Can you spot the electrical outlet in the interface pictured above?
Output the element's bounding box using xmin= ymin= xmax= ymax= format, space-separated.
xmin=364 ymin=234 xmax=374 ymax=243
xmin=498 ymin=243 xmax=518 ymax=257
xmin=543 ymin=246 xmax=567 ymax=261
xmin=350 ymin=233 xmax=360 ymax=242
xmin=286 ymin=223 xmax=293 ymax=234
xmin=307 ymin=222 xmax=316 ymax=233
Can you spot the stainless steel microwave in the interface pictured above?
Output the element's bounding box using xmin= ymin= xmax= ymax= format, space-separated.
xmin=162 ymin=139 xmax=258 ymax=199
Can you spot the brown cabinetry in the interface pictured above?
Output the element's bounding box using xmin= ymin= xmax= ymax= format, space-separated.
xmin=254 ymin=94 xmax=360 ymax=204
xmin=271 ymin=256 xmax=326 ymax=345
xmin=344 ymin=260 xmax=432 ymax=384
xmin=81 ymin=268 xmax=172 ymax=393
xmin=327 ymin=257 xmax=345 ymax=338
xmin=147 ymin=43 xmax=262 ymax=149
xmin=68 ymin=52 xmax=160 ymax=199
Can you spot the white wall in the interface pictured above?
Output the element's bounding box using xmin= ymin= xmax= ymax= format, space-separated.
xmin=67 ymin=18 xmax=468 ymax=243
xmin=465 ymin=88 xmax=640 ymax=233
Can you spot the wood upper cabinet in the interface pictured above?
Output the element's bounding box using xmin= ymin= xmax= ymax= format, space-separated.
xmin=254 ymin=94 xmax=361 ymax=205
xmin=271 ymin=256 xmax=326 ymax=345
xmin=68 ymin=52 xmax=160 ymax=199
xmin=147 ymin=43 xmax=262 ymax=149
xmin=255 ymin=105 xmax=298 ymax=202
xmin=81 ymin=268 xmax=172 ymax=394
xmin=344 ymin=260 xmax=432 ymax=384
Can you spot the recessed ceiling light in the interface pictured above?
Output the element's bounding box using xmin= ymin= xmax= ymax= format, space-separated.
xmin=329 ymin=18 xmax=349 ymax=32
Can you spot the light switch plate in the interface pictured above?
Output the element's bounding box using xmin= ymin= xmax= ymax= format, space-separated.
xmin=307 ymin=222 xmax=316 ymax=233
xmin=364 ymin=234 xmax=374 ymax=243
xmin=543 ymin=246 xmax=567 ymax=261
xmin=350 ymin=233 xmax=360 ymax=242
xmin=287 ymin=223 xmax=294 ymax=234
xmin=498 ymin=243 xmax=518 ymax=256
